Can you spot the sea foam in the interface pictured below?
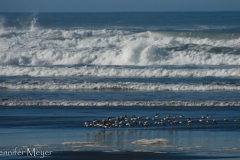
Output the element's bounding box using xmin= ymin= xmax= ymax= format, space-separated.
xmin=132 ymin=139 xmax=170 ymax=146
xmin=1 ymin=65 xmax=240 ymax=78
xmin=1 ymin=100 xmax=240 ymax=106
xmin=0 ymin=27 xmax=240 ymax=66
xmin=1 ymin=82 xmax=240 ymax=91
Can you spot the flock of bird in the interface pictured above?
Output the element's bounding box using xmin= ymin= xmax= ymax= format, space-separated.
xmin=84 ymin=113 xmax=239 ymax=129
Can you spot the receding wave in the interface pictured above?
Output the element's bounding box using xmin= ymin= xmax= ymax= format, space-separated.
xmin=1 ymin=66 xmax=240 ymax=78
xmin=1 ymin=100 xmax=240 ymax=106
xmin=1 ymin=82 xmax=240 ymax=91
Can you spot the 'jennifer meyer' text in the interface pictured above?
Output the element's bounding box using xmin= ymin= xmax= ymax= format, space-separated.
xmin=0 ymin=147 xmax=52 ymax=158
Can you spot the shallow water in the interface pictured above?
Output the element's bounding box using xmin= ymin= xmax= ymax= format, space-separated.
xmin=0 ymin=106 xmax=240 ymax=159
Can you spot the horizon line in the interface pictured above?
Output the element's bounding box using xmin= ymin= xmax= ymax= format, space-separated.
xmin=1 ymin=10 xmax=240 ymax=13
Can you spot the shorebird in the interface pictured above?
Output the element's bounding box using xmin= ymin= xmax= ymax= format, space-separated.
xmin=126 ymin=122 xmax=132 ymax=126
xmin=84 ymin=122 xmax=89 ymax=127
xmin=161 ymin=121 xmax=166 ymax=126
xmin=187 ymin=118 xmax=192 ymax=123
xmin=173 ymin=120 xmax=180 ymax=124
xmin=187 ymin=118 xmax=192 ymax=125
xmin=224 ymin=118 xmax=228 ymax=122
xmin=137 ymin=116 xmax=142 ymax=120
xmin=107 ymin=116 xmax=112 ymax=121
xmin=155 ymin=120 xmax=165 ymax=126
xmin=213 ymin=119 xmax=217 ymax=124
xmin=84 ymin=113 xmax=236 ymax=130
xmin=173 ymin=115 xmax=178 ymax=118
xmin=143 ymin=121 xmax=150 ymax=127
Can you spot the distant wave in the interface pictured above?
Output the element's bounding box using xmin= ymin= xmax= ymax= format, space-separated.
xmin=1 ymin=100 xmax=240 ymax=106
xmin=153 ymin=31 xmax=240 ymax=40
xmin=1 ymin=82 xmax=240 ymax=91
xmin=1 ymin=66 xmax=240 ymax=78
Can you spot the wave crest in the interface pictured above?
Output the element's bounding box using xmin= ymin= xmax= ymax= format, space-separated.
xmin=1 ymin=66 xmax=240 ymax=78
xmin=1 ymin=82 xmax=240 ymax=91
xmin=1 ymin=27 xmax=240 ymax=66
xmin=1 ymin=100 xmax=240 ymax=106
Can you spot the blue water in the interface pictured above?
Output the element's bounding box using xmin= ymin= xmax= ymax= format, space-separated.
xmin=0 ymin=12 xmax=240 ymax=159
xmin=0 ymin=12 xmax=240 ymax=105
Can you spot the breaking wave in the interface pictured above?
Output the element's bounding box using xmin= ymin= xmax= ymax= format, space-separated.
xmin=1 ymin=66 xmax=240 ymax=78
xmin=1 ymin=100 xmax=240 ymax=106
xmin=1 ymin=82 xmax=240 ymax=91
xmin=1 ymin=13 xmax=240 ymax=107
xmin=1 ymin=23 xmax=240 ymax=66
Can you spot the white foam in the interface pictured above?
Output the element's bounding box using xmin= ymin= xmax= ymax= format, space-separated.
xmin=177 ymin=147 xmax=193 ymax=150
xmin=33 ymin=144 xmax=48 ymax=148
xmin=1 ymin=66 xmax=240 ymax=78
xmin=0 ymin=27 xmax=240 ymax=66
xmin=1 ymin=100 xmax=240 ymax=106
xmin=30 ymin=17 xmax=38 ymax=32
xmin=1 ymin=82 xmax=240 ymax=91
xmin=216 ymin=147 xmax=240 ymax=152
xmin=132 ymin=139 xmax=170 ymax=146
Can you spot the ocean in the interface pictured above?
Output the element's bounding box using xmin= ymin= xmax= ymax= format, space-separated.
xmin=0 ymin=12 xmax=240 ymax=159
